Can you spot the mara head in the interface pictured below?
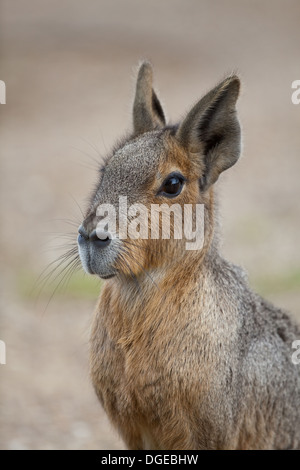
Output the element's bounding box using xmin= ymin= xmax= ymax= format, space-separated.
xmin=78 ymin=62 xmax=241 ymax=280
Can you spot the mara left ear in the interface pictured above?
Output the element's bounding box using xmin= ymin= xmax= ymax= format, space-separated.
xmin=133 ymin=61 xmax=166 ymax=137
xmin=176 ymin=76 xmax=241 ymax=190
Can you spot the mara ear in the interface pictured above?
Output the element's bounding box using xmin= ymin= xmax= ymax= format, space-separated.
xmin=176 ymin=76 xmax=241 ymax=190
xmin=133 ymin=61 xmax=166 ymax=136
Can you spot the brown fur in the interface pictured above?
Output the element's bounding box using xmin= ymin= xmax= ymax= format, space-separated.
xmin=78 ymin=62 xmax=300 ymax=449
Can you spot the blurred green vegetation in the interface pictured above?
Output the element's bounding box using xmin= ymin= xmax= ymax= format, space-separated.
xmin=17 ymin=269 xmax=102 ymax=300
xmin=250 ymin=268 xmax=300 ymax=297
xmin=16 ymin=266 xmax=300 ymax=301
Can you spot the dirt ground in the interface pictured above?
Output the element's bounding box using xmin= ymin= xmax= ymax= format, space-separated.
xmin=0 ymin=0 xmax=300 ymax=450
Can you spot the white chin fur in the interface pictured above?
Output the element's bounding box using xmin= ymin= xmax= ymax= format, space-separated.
xmin=78 ymin=246 xmax=94 ymax=274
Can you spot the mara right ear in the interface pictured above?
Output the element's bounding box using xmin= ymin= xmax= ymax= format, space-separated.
xmin=133 ymin=61 xmax=166 ymax=137
xmin=176 ymin=76 xmax=241 ymax=190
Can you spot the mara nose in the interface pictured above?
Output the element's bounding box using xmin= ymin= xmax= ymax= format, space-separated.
xmin=89 ymin=229 xmax=112 ymax=248
xmin=78 ymin=225 xmax=88 ymax=246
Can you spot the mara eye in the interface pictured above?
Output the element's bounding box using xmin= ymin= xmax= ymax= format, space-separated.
xmin=159 ymin=173 xmax=185 ymax=198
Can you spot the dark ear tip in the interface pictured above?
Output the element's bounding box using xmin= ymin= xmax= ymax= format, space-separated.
xmin=137 ymin=60 xmax=153 ymax=80
xmin=228 ymin=74 xmax=240 ymax=82
xmin=224 ymin=75 xmax=241 ymax=96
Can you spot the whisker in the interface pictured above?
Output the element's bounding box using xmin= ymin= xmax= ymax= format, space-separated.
xmin=33 ymin=247 xmax=79 ymax=300
xmin=42 ymin=256 xmax=82 ymax=314
xmin=41 ymin=232 xmax=77 ymax=239
xmin=68 ymin=193 xmax=85 ymax=219
xmin=35 ymin=196 xmax=85 ymax=310
xmin=97 ymin=129 xmax=109 ymax=155
xmin=41 ymin=242 xmax=78 ymax=254
xmin=50 ymin=218 xmax=80 ymax=229
xmin=71 ymin=145 xmax=101 ymax=170
xmin=79 ymin=137 xmax=103 ymax=159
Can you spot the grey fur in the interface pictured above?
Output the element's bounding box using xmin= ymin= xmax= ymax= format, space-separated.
xmin=79 ymin=132 xmax=166 ymax=277
xmin=176 ymin=75 xmax=241 ymax=189
xmin=133 ymin=61 xmax=166 ymax=136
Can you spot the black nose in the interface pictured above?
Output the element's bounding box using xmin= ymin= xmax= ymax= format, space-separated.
xmin=78 ymin=226 xmax=88 ymax=246
xmin=89 ymin=229 xmax=112 ymax=248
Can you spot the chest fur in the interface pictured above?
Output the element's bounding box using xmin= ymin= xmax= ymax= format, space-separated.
xmin=90 ymin=282 xmax=207 ymax=422
xmin=89 ymin=279 xmax=240 ymax=449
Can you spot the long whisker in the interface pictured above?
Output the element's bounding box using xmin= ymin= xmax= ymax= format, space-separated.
xmin=42 ymin=256 xmax=82 ymax=314
xmin=35 ymin=207 xmax=84 ymax=310
xmin=33 ymin=246 xmax=79 ymax=301
xmin=71 ymin=145 xmax=101 ymax=170
xmin=80 ymin=136 xmax=103 ymax=157
xmin=49 ymin=218 xmax=80 ymax=229
xmin=41 ymin=232 xmax=77 ymax=239
xmin=68 ymin=194 xmax=85 ymax=219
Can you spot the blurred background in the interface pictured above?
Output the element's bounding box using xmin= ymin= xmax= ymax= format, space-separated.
xmin=0 ymin=0 xmax=299 ymax=450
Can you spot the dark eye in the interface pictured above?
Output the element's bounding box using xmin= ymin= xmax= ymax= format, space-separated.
xmin=159 ymin=173 xmax=185 ymax=198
